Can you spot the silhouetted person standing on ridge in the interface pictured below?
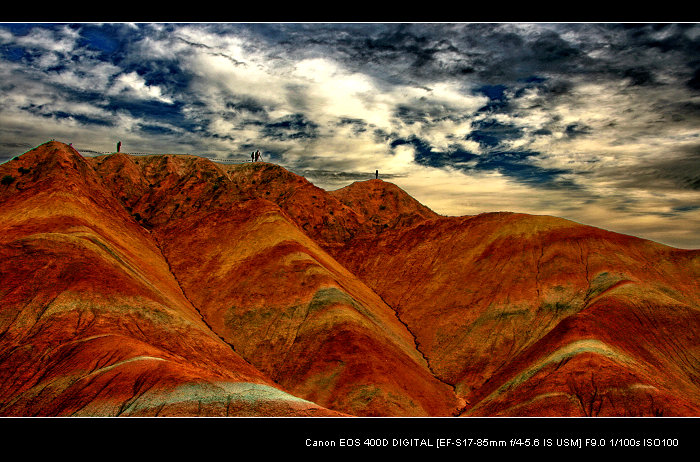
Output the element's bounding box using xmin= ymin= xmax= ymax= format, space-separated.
xmin=375 ymin=170 xmax=378 ymax=179
xmin=251 ymin=151 xmax=255 ymax=162
xmin=117 ymin=141 xmax=121 ymax=152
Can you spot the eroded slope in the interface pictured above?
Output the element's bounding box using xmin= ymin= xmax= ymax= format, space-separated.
xmin=329 ymin=211 xmax=700 ymax=416
xmin=87 ymin=151 xmax=460 ymax=416
xmin=0 ymin=142 xmax=342 ymax=416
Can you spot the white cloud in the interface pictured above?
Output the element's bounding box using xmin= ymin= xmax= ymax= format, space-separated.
xmin=108 ymin=71 xmax=173 ymax=104
xmin=48 ymin=61 xmax=122 ymax=93
xmin=14 ymin=25 xmax=79 ymax=53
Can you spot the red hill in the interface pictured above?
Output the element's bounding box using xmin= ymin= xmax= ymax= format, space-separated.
xmin=329 ymin=178 xmax=440 ymax=232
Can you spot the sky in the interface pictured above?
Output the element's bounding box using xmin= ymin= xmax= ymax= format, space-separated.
xmin=0 ymin=22 xmax=699 ymax=249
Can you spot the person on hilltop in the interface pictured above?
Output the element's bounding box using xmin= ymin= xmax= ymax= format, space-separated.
xmin=117 ymin=141 xmax=122 ymax=153
xmin=251 ymin=151 xmax=255 ymax=162
xmin=375 ymin=169 xmax=378 ymax=179
xmin=255 ymin=150 xmax=263 ymax=162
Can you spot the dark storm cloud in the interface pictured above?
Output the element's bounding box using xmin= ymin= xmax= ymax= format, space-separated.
xmin=688 ymin=68 xmax=700 ymax=91
xmin=672 ymin=204 xmax=700 ymax=213
xmin=393 ymin=102 xmax=466 ymax=126
xmin=390 ymin=134 xmax=577 ymax=191
xmin=584 ymin=24 xmax=700 ymax=88
xmin=261 ymin=113 xmax=319 ymax=141
xmin=232 ymin=98 xmax=268 ymax=115
xmin=622 ymin=67 xmax=656 ymax=86
xmin=472 ymin=151 xmax=578 ymax=189
xmin=528 ymin=29 xmax=588 ymax=71
xmin=620 ymin=23 xmax=698 ymax=53
xmin=564 ymin=123 xmax=592 ymax=138
xmin=336 ymin=117 xmax=369 ymax=136
xmin=601 ymin=144 xmax=700 ymax=192
xmin=297 ymin=23 xmax=700 ymax=102
xmin=102 ymin=98 xmax=182 ymax=123
xmin=466 ymin=118 xmax=524 ymax=148
xmin=42 ymin=109 xmax=113 ymax=127
xmin=473 ymin=84 xmax=512 ymax=113
xmin=252 ymin=23 xmax=479 ymax=87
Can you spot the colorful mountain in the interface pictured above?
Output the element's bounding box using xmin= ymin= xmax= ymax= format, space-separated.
xmin=0 ymin=141 xmax=698 ymax=417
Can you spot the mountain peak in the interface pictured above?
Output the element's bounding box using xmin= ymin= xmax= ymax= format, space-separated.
xmin=0 ymin=140 xmax=107 ymax=202
xmin=18 ymin=140 xmax=86 ymax=168
xmin=330 ymin=177 xmax=440 ymax=231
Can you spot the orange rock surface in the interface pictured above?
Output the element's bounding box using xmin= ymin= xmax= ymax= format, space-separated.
xmin=1 ymin=141 xmax=698 ymax=417
xmin=329 ymin=213 xmax=700 ymax=416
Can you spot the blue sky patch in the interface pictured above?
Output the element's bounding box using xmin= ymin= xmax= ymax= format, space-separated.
xmin=79 ymin=26 xmax=120 ymax=54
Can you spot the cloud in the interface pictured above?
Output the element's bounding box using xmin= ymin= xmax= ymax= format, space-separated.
xmin=598 ymin=144 xmax=700 ymax=192
xmin=0 ymin=23 xmax=699 ymax=249
xmin=107 ymin=71 xmax=173 ymax=103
